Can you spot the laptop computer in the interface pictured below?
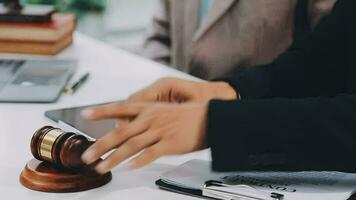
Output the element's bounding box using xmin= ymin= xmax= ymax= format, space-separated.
xmin=0 ymin=59 xmax=77 ymax=103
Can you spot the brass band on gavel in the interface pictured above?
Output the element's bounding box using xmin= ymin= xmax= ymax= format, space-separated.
xmin=31 ymin=126 xmax=93 ymax=170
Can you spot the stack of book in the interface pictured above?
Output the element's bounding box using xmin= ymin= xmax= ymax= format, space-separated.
xmin=0 ymin=13 xmax=76 ymax=55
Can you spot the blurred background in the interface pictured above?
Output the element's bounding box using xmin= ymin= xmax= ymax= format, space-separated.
xmin=25 ymin=0 xmax=158 ymax=53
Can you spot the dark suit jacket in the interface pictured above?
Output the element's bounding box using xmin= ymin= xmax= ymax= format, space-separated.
xmin=207 ymin=0 xmax=356 ymax=172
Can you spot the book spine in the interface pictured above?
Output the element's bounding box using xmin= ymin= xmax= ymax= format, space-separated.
xmin=0 ymin=35 xmax=73 ymax=55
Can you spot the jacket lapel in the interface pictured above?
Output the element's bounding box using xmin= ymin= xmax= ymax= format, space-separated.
xmin=193 ymin=0 xmax=237 ymax=41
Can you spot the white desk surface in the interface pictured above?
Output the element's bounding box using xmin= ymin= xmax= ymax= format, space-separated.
xmin=0 ymin=33 xmax=210 ymax=199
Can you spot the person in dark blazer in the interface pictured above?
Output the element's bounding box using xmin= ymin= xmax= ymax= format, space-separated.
xmin=80 ymin=0 xmax=356 ymax=175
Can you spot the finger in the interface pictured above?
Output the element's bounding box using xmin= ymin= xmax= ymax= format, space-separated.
xmin=94 ymin=130 xmax=160 ymax=174
xmin=81 ymin=103 xmax=148 ymax=120
xmin=81 ymin=118 xmax=149 ymax=164
xmin=115 ymin=118 xmax=129 ymax=128
xmin=127 ymin=78 xmax=179 ymax=103
xmin=125 ymin=142 xmax=168 ymax=170
xmin=128 ymin=79 xmax=168 ymax=102
xmin=128 ymin=89 xmax=157 ymax=103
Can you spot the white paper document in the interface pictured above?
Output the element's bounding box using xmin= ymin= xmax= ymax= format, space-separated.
xmin=160 ymin=159 xmax=356 ymax=200
xmin=99 ymin=187 xmax=200 ymax=200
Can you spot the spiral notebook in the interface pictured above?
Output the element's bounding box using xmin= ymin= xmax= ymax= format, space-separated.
xmin=156 ymin=160 xmax=356 ymax=200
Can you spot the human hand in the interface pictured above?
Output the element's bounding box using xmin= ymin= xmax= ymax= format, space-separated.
xmin=81 ymin=102 xmax=208 ymax=174
xmin=128 ymin=77 xmax=237 ymax=103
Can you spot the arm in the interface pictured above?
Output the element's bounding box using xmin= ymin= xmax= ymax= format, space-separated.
xmin=208 ymin=94 xmax=356 ymax=172
xmin=141 ymin=0 xmax=172 ymax=65
xmin=224 ymin=0 xmax=349 ymax=100
xmin=208 ymin=0 xmax=356 ymax=172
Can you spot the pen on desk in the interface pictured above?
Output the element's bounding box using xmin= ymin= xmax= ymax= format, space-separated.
xmin=64 ymin=72 xmax=90 ymax=95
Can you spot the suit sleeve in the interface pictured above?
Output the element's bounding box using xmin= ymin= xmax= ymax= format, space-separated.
xmin=141 ymin=0 xmax=172 ymax=65
xmin=208 ymin=95 xmax=356 ymax=172
xmin=207 ymin=0 xmax=356 ymax=172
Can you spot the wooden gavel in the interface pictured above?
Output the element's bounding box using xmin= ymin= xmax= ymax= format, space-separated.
xmin=20 ymin=126 xmax=111 ymax=193
xmin=30 ymin=126 xmax=94 ymax=170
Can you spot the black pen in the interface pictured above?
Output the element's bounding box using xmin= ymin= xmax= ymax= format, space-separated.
xmin=64 ymin=72 xmax=90 ymax=95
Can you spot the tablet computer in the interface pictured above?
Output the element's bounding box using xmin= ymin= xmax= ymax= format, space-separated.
xmin=45 ymin=102 xmax=121 ymax=140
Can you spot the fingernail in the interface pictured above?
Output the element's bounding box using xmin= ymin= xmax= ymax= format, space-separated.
xmin=95 ymin=161 xmax=110 ymax=174
xmin=81 ymin=109 xmax=95 ymax=119
xmin=81 ymin=148 xmax=96 ymax=164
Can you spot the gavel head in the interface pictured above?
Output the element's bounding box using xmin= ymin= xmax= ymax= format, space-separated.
xmin=31 ymin=126 xmax=93 ymax=170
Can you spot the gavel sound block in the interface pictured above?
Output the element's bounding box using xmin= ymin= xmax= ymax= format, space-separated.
xmin=20 ymin=126 xmax=112 ymax=193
